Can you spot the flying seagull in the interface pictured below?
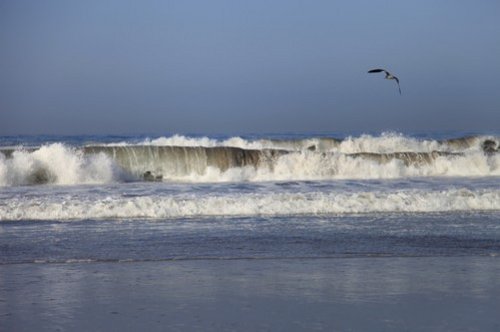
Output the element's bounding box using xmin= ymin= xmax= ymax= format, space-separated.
xmin=368 ymin=68 xmax=401 ymax=94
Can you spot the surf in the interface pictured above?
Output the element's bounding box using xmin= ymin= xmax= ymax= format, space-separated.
xmin=0 ymin=133 xmax=498 ymax=186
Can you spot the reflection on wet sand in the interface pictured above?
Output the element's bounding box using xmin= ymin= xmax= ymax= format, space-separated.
xmin=2 ymin=257 xmax=500 ymax=331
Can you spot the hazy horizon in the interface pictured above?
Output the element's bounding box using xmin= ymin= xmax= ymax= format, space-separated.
xmin=1 ymin=1 xmax=499 ymax=136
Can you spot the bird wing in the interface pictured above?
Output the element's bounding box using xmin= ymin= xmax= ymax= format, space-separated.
xmin=394 ymin=77 xmax=401 ymax=94
xmin=368 ymin=69 xmax=385 ymax=73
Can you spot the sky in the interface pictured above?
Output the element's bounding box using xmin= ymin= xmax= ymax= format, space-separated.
xmin=1 ymin=0 xmax=499 ymax=136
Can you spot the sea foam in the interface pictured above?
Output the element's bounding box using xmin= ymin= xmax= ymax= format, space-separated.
xmin=99 ymin=132 xmax=494 ymax=153
xmin=1 ymin=187 xmax=499 ymax=221
xmin=0 ymin=143 xmax=125 ymax=186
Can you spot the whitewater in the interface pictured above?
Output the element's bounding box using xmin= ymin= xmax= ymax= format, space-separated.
xmin=0 ymin=132 xmax=499 ymax=221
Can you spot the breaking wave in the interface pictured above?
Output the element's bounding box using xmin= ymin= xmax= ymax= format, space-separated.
xmin=0 ymin=144 xmax=127 ymax=186
xmin=1 ymin=188 xmax=499 ymax=221
xmin=99 ymin=132 xmax=493 ymax=153
xmin=0 ymin=133 xmax=498 ymax=186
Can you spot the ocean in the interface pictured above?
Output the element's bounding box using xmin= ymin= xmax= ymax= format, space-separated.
xmin=1 ymin=132 xmax=500 ymax=331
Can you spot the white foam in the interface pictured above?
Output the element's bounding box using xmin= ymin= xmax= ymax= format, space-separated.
xmin=98 ymin=133 xmax=496 ymax=153
xmin=145 ymin=151 xmax=500 ymax=183
xmin=1 ymin=188 xmax=499 ymax=221
xmin=338 ymin=133 xmax=437 ymax=153
xmin=0 ymin=143 xmax=125 ymax=186
xmin=147 ymin=135 xmax=220 ymax=147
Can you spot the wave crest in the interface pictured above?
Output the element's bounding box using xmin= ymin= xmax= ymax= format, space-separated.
xmin=1 ymin=134 xmax=498 ymax=186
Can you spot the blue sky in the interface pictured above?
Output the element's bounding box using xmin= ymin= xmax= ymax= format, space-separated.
xmin=1 ymin=0 xmax=499 ymax=135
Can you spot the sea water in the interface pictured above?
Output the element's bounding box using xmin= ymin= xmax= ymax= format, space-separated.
xmin=1 ymin=132 xmax=499 ymax=261
xmin=1 ymin=132 xmax=500 ymax=330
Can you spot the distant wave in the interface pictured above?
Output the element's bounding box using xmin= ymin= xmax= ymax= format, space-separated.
xmin=95 ymin=133 xmax=494 ymax=153
xmin=0 ymin=134 xmax=498 ymax=186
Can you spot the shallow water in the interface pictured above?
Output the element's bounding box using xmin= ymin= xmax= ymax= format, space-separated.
xmin=2 ymin=257 xmax=500 ymax=331
xmin=2 ymin=212 xmax=500 ymax=265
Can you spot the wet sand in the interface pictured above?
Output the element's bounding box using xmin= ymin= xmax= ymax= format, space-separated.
xmin=2 ymin=256 xmax=500 ymax=331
